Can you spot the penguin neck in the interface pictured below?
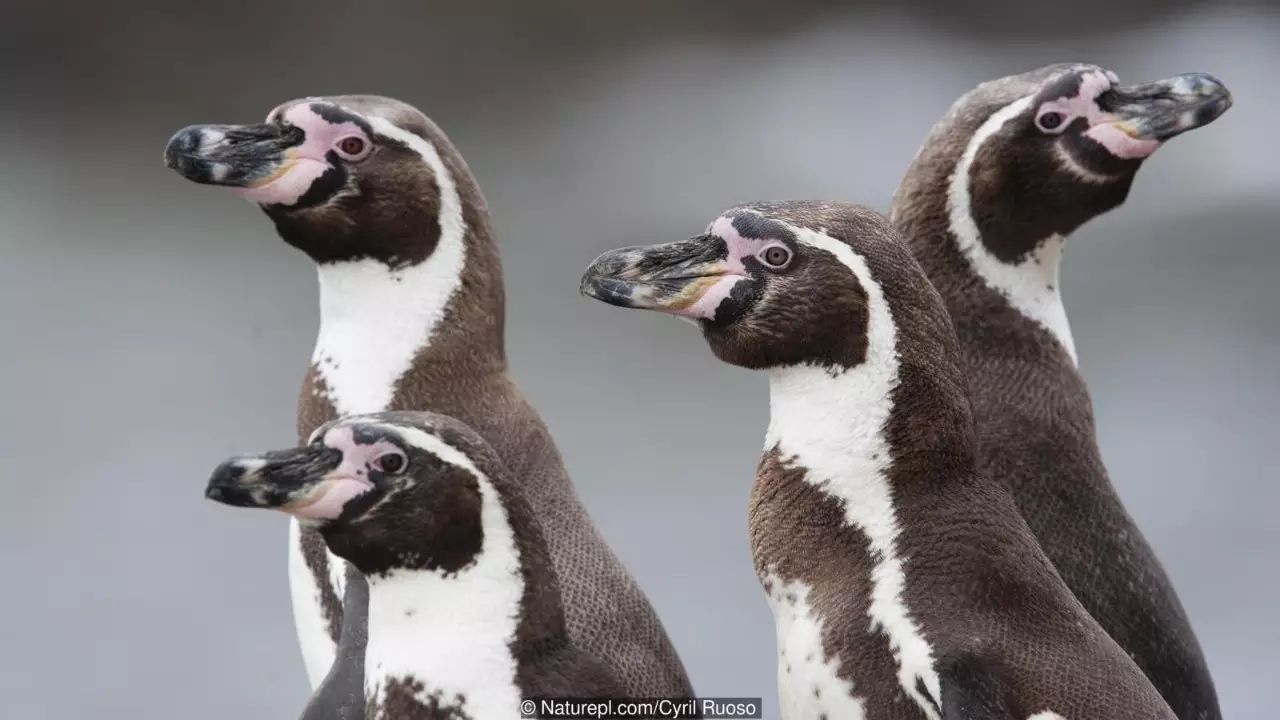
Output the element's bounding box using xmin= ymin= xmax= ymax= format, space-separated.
xmin=763 ymin=348 xmax=979 ymax=508
xmin=307 ymin=116 xmax=508 ymax=420
xmin=360 ymin=454 xmax=561 ymax=718
xmin=895 ymin=97 xmax=1078 ymax=365
xmin=312 ymin=243 xmax=505 ymax=417
xmin=762 ymin=229 xmax=979 ymax=500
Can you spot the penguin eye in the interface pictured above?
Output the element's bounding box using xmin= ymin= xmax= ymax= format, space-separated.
xmin=374 ymin=451 xmax=406 ymax=475
xmin=1036 ymin=111 xmax=1068 ymax=134
xmin=760 ymin=245 xmax=792 ymax=269
xmin=336 ymin=136 xmax=369 ymax=159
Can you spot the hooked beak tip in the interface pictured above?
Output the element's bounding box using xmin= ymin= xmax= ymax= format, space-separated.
xmin=579 ymin=271 xmax=641 ymax=310
xmin=579 ymin=248 xmax=640 ymax=304
xmin=1183 ymin=72 xmax=1233 ymax=122
xmin=164 ymin=127 xmax=222 ymax=184
xmin=163 ymin=123 xmax=291 ymax=188
xmin=1103 ymin=72 xmax=1233 ymax=147
xmin=204 ymin=456 xmax=267 ymax=506
xmin=579 ymin=241 xmax=735 ymax=319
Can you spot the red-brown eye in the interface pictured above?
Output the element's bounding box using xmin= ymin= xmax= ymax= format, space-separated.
xmin=338 ymin=137 xmax=367 ymax=157
xmin=375 ymin=451 xmax=406 ymax=474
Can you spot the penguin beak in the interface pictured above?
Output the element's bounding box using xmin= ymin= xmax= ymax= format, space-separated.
xmin=1099 ymin=72 xmax=1232 ymax=143
xmin=164 ymin=122 xmax=304 ymax=188
xmin=580 ymin=237 xmax=745 ymax=320
xmin=206 ymin=445 xmax=370 ymax=521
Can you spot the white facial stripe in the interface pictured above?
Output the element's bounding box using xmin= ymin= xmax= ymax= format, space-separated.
xmin=317 ymin=419 xmax=480 ymax=473
xmin=948 ymin=95 xmax=1078 ymax=364
xmin=311 ymin=117 xmax=467 ymax=416
xmin=765 ymin=223 xmax=942 ymax=720
xmin=1051 ymin=143 xmax=1112 ymax=184
xmin=360 ymin=425 xmax=522 ymax=718
xmin=345 ymin=422 xmax=482 ymax=476
xmin=765 ymin=572 xmax=868 ymax=718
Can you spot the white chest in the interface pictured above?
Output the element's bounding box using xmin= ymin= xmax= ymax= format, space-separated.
xmin=762 ymin=229 xmax=942 ymax=720
xmin=311 ymin=116 xmax=469 ymax=417
xmin=312 ymin=253 xmax=465 ymax=417
xmin=363 ymin=460 xmax=525 ymax=720
xmin=764 ymin=572 xmax=867 ymax=720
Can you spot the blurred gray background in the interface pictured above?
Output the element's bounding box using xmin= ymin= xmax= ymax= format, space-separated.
xmin=1 ymin=0 xmax=1276 ymax=717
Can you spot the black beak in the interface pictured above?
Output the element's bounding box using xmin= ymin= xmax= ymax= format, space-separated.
xmin=164 ymin=122 xmax=304 ymax=187
xmin=1100 ymin=72 xmax=1232 ymax=142
xmin=205 ymin=445 xmax=342 ymax=510
xmin=580 ymin=236 xmax=739 ymax=318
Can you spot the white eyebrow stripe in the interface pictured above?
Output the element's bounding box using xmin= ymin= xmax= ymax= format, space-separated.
xmin=946 ymin=95 xmax=1078 ymax=364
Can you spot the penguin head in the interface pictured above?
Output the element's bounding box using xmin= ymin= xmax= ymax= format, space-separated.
xmin=205 ymin=411 xmax=495 ymax=576
xmin=581 ymin=202 xmax=902 ymax=371
xmin=165 ymin=95 xmax=467 ymax=267
xmin=917 ymin=64 xmax=1231 ymax=258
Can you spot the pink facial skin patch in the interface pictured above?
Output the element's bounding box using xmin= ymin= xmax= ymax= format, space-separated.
xmin=289 ymin=476 xmax=374 ymax=520
xmin=1038 ymin=70 xmax=1162 ymax=161
xmin=1083 ymin=123 xmax=1160 ymax=160
xmin=235 ymin=103 xmax=371 ymax=206
xmin=284 ymin=425 xmax=402 ymax=520
xmin=669 ymin=275 xmax=743 ymax=320
xmin=710 ymin=216 xmax=775 ymax=275
xmin=659 ymin=214 xmax=786 ymax=321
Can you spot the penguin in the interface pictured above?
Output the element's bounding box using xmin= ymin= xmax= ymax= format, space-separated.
xmin=206 ymin=411 xmax=626 ymax=719
xmin=889 ymin=64 xmax=1230 ymax=720
xmin=164 ymin=96 xmax=692 ymax=716
xmin=581 ymin=201 xmax=1178 ymax=720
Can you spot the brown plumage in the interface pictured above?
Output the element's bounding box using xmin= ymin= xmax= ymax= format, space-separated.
xmin=583 ymin=200 xmax=1177 ymax=718
xmin=167 ymin=95 xmax=692 ymax=718
xmin=891 ymin=64 xmax=1226 ymax=720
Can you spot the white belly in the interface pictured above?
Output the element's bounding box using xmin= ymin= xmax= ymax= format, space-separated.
xmin=288 ymin=519 xmax=341 ymax=688
xmin=765 ymin=573 xmax=867 ymax=720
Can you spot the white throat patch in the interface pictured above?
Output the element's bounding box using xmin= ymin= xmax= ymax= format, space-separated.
xmin=946 ymin=96 xmax=1079 ymax=365
xmin=764 ymin=226 xmax=941 ymax=720
xmin=312 ymin=117 xmax=468 ymax=415
xmin=362 ymin=426 xmax=523 ymax=718
xmin=288 ymin=116 xmax=469 ymax=690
